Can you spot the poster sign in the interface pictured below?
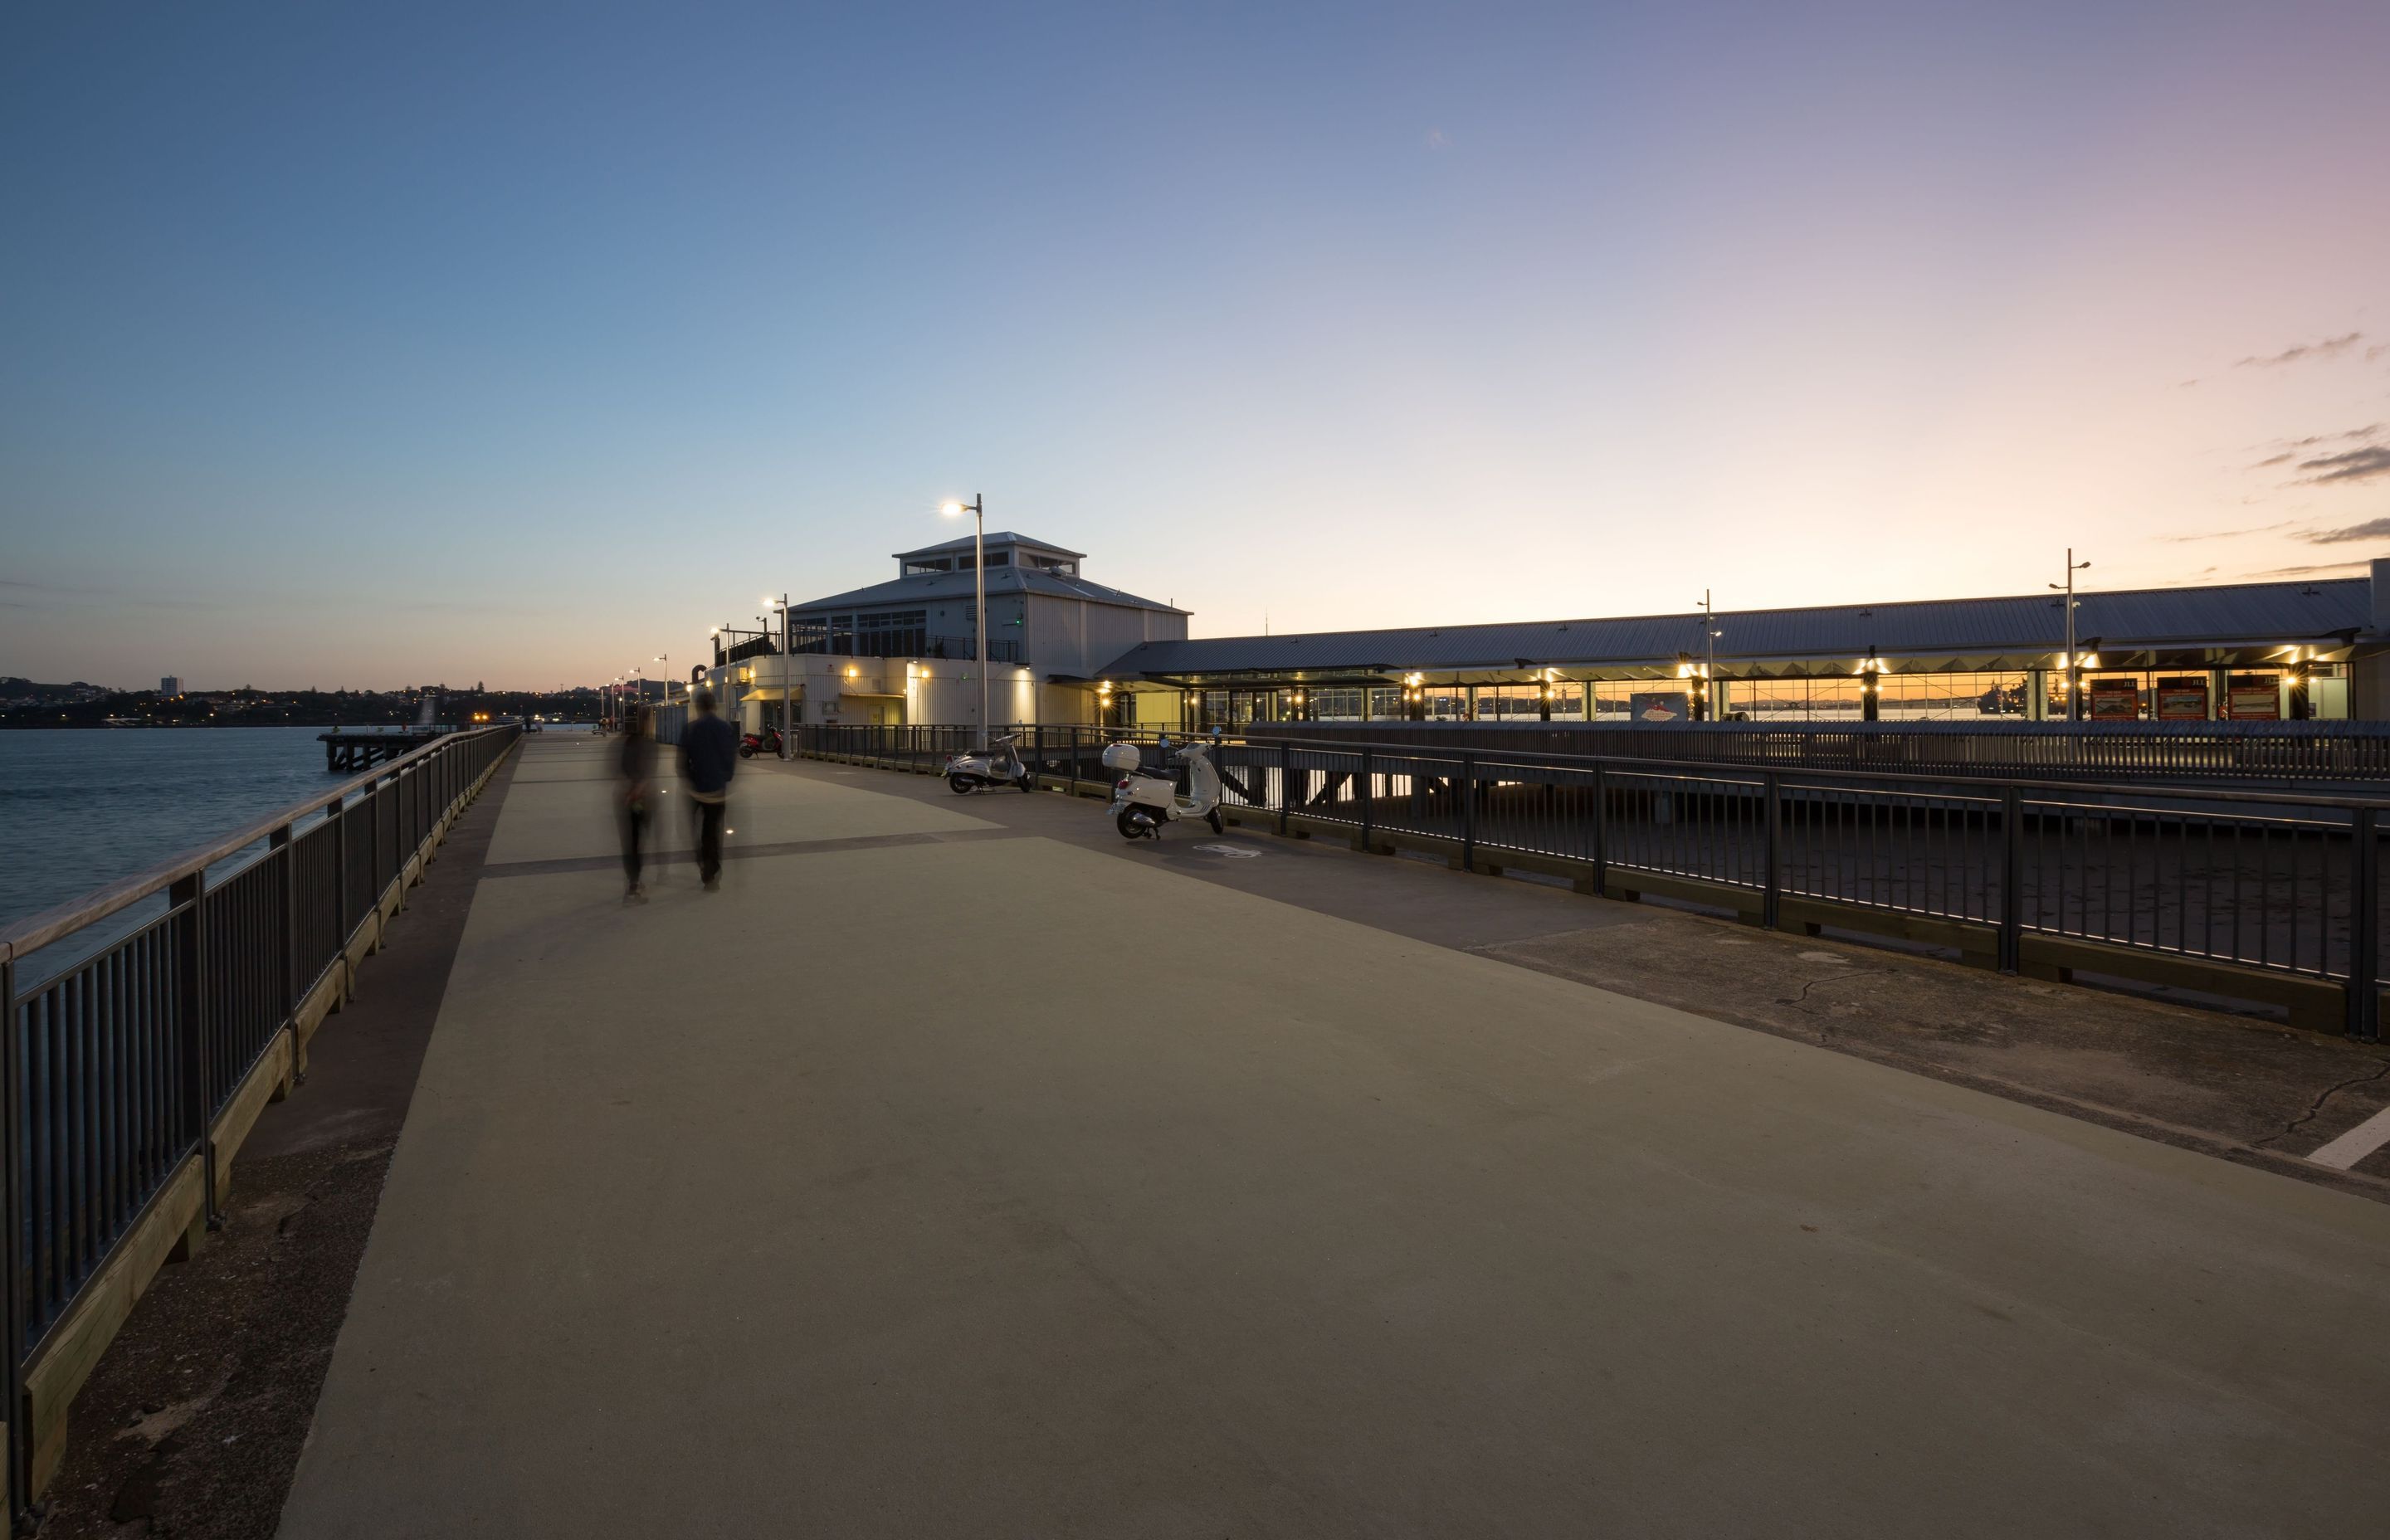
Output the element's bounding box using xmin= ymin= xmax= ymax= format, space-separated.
xmin=2154 ymin=680 xmax=2209 ymax=720
xmin=2227 ymin=685 xmax=2280 ymax=720
xmin=2089 ymin=679 xmax=2140 ymax=720
xmin=1629 ymin=690 xmax=1690 ymax=723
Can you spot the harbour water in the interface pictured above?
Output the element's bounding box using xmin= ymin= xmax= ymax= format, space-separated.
xmin=2 ymin=727 xmax=379 ymax=931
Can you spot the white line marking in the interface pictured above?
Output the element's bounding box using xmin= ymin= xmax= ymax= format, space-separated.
xmin=2307 ymin=1102 xmax=2390 ymax=1170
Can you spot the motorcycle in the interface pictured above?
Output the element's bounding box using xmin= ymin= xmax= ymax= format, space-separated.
xmin=738 ymin=728 xmax=784 ymax=759
xmin=1106 ymin=735 xmax=1225 ymax=840
xmin=944 ymin=732 xmax=1036 ymax=794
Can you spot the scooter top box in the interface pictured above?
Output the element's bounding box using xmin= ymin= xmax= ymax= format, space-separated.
xmin=1100 ymin=742 xmax=1145 ymax=773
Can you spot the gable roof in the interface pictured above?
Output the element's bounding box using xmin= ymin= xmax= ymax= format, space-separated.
xmin=795 ymin=564 xmax=1184 ymax=616
xmin=892 ymin=531 xmax=1087 ymax=562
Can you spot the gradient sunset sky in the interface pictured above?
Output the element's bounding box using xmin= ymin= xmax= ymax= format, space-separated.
xmin=5 ymin=1 xmax=2387 ymax=690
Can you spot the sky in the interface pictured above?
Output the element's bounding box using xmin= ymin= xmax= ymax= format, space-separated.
xmin=3 ymin=0 xmax=2387 ymax=691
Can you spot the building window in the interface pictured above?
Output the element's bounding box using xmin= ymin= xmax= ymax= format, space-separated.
xmin=856 ymin=609 xmax=928 ymax=658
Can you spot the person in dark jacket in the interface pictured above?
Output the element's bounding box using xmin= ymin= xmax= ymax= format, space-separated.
xmin=617 ymin=707 xmax=657 ymax=900
xmin=680 ymin=691 xmax=739 ymax=889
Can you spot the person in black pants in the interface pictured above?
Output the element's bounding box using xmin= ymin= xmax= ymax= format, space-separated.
xmin=679 ymin=691 xmax=739 ymax=889
xmin=617 ymin=707 xmax=656 ymax=899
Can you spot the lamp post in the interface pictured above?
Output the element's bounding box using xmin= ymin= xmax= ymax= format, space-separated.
xmin=2050 ymin=550 xmax=2092 ymax=721
xmin=1692 ymin=590 xmax=1724 ymax=720
xmin=763 ymin=595 xmax=791 ymax=756
xmin=939 ymin=495 xmax=989 ymax=744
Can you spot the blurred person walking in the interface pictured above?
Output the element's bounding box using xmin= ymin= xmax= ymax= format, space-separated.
xmin=617 ymin=706 xmax=656 ymax=900
xmin=680 ymin=690 xmax=739 ymax=889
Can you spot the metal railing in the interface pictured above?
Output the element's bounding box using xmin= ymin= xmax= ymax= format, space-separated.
xmin=797 ymin=723 xmax=2388 ymax=1042
xmin=0 ymin=723 xmax=519 ymax=1514
xmin=924 ymin=636 xmax=1025 ymax=665
xmin=1261 ymin=719 xmax=2390 ymax=784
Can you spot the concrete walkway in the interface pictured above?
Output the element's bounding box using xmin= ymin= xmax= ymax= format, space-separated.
xmin=279 ymin=738 xmax=2390 ymax=1538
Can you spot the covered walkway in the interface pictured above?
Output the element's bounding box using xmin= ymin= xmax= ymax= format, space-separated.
xmin=278 ymin=738 xmax=2390 ymax=1537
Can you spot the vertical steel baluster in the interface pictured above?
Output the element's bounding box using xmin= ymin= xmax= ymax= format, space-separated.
xmin=1763 ymin=772 xmax=1782 ymax=930
xmin=2001 ymin=788 xmax=2026 ymax=970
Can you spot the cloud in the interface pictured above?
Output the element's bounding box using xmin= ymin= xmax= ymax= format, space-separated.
xmin=2237 ymin=559 xmax=2375 ymax=578
xmin=2160 ymin=519 xmax=2290 ymax=542
xmin=2235 ymin=332 xmax=2363 ymax=368
xmin=2299 ymin=445 xmax=2390 ymax=485
xmin=2372 ymin=344 xmax=2389 ymax=363
xmin=2252 ymin=453 xmax=2294 ymax=467
xmin=1423 ymin=127 xmax=1450 ymax=149
xmin=2300 ymin=516 xmax=2390 ymax=544
xmin=2290 ymin=423 xmax=2382 ymax=447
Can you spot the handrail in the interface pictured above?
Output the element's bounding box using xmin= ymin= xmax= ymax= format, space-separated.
xmin=1209 ymin=732 xmax=2390 ymax=813
xmin=0 ymin=724 xmax=516 ymax=961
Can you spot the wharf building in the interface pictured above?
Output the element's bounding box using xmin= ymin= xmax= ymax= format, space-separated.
xmin=699 ymin=533 xmax=1185 ymax=733
xmin=698 ymin=541 xmax=2390 ymax=733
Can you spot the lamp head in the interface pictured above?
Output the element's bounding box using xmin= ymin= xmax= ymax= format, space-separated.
xmin=940 ymin=501 xmax=966 ymax=519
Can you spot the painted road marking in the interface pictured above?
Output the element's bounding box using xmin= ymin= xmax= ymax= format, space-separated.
xmin=1197 ymin=844 xmax=1262 ymax=859
xmin=2307 ymin=1102 xmax=2390 ymax=1171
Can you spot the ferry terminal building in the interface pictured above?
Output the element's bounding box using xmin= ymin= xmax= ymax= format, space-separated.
xmin=699 ymin=539 xmax=2390 ymax=733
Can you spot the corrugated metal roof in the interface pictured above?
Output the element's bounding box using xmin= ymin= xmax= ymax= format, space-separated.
xmin=1095 ymin=577 xmax=2371 ymax=680
xmin=796 ymin=564 xmax=1183 ymax=615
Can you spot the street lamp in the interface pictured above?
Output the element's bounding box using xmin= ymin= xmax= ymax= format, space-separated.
xmin=940 ymin=495 xmax=989 ymax=746
xmin=2050 ymin=550 xmax=2092 ymax=721
xmin=763 ymin=594 xmax=791 ymax=757
xmin=1693 ymin=590 xmax=1724 ymax=721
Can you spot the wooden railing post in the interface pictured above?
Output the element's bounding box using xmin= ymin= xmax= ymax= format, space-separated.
xmin=1359 ymin=748 xmax=1374 ymax=851
xmin=1280 ymin=742 xmax=1293 ymax=836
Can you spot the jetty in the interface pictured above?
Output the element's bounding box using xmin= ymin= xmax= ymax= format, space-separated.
xmin=318 ymin=727 xmax=440 ymax=772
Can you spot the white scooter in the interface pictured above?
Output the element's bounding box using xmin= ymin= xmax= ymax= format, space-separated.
xmin=944 ymin=733 xmax=1035 ymax=795
xmin=1105 ymin=736 xmax=1226 ymax=840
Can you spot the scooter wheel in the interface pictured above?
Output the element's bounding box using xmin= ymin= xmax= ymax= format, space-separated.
xmin=949 ymin=774 xmax=977 ymax=795
xmin=1207 ymin=807 xmax=1225 ymax=834
xmin=1018 ymin=775 xmax=1036 ymax=793
xmin=738 ymin=744 xmax=756 ymax=759
xmin=1116 ymin=807 xmax=1155 ymax=841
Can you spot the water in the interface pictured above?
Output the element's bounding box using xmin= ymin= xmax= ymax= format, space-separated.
xmin=0 ymin=727 xmax=344 ymax=931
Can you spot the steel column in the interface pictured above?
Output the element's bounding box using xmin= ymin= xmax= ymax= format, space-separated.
xmin=2350 ymin=806 xmax=2380 ymax=1042
xmin=1762 ymin=772 xmax=1783 ymax=929
xmin=1999 ymin=787 xmax=2024 ymax=973
xmin=2 ymin=946 xmax=26 ymax=1521
xmin=171 ymin=871 xmax=217 ymax=1224
xmin=1460 ymin=753 xmax=1476 ymax=871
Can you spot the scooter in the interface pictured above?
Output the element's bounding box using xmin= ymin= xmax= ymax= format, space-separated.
xmin=738 ymin=727 xmax=785 ymax=759
xmin=945 ymin=733 xmax=1036 ymax=794
xmin=1106 ymin=736 xmax=1225 ymax=840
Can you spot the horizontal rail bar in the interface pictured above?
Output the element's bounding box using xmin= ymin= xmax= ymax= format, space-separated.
xmin=0 ymin=725 xmax=519 ymax=961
